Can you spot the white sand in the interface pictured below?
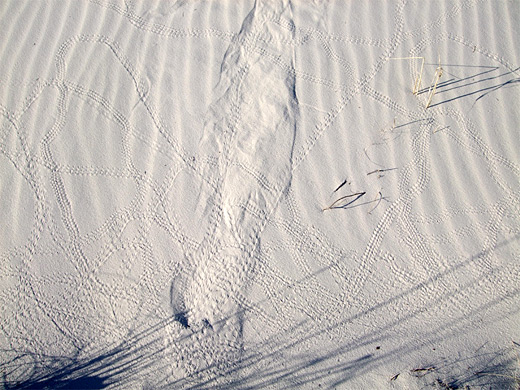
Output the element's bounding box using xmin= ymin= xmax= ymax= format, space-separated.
xmin=1 ymin=1 xmax=519 ymax=388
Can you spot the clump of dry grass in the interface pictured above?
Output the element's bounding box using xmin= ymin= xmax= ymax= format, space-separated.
xmin=391 ymin=55 xmax=443 ymax=108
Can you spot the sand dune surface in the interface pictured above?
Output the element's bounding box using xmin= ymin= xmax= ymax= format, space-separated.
xmin=1 ymin=1 xmax=519 ymax=388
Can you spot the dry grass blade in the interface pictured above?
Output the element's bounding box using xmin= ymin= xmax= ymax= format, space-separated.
xmin=391 ymin=56 xmax=425 ymax=94
xmin=410 ymin=366 xmax=436 ymax=377
xmin=426 ymin=57 xmax=443 ymax=108
xmin=413 ymin=57 xmax=425 ymax=94
xmin=322 ymin=192 xmax=366 ymax=211
xmin=364 ymin=147 xmax=385 ymax=168
xmin=333 ymin=179 xmax=348 ymax=193
xmin=368 ymin=191 xmax=383 ymax=214
xmin=367 ymin=168 xmax=397 ymax=176
xmin=411 ymin=366 xmax=436 ymax=372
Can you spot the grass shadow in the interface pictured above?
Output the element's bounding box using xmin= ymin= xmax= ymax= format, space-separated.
xmin=0 ymin=317 xmax=181 ymax=389
xmin=3 ymin=236 xmax=519 ymax=389
xmin=415 ymin=64 xmax=520 ymax=108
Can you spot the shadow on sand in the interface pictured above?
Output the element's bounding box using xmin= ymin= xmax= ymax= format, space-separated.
xmin=2 ymin=237 xmax=519 ymax=389
xmin=415 ymin=64 xmax=520 ymax=108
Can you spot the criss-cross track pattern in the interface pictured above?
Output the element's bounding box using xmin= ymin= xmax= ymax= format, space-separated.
xmin=1 ymin=1 xmax=519 ymax=388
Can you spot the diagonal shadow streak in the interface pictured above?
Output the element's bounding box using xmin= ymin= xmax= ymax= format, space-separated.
xmin=433 ymin=67 xmax=517 ymax=95
xmin=166 ymin=235 xmax=520 ymax=389
xmin=428 ymin=78 xmax=520 ymax=108
xmin=3 ymin=235 xmax=519 ymax=389
xmin=415 ymin=65 xmax=501 ymax=96
xmin=0 ymin=314 xmax=205 ymax=389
